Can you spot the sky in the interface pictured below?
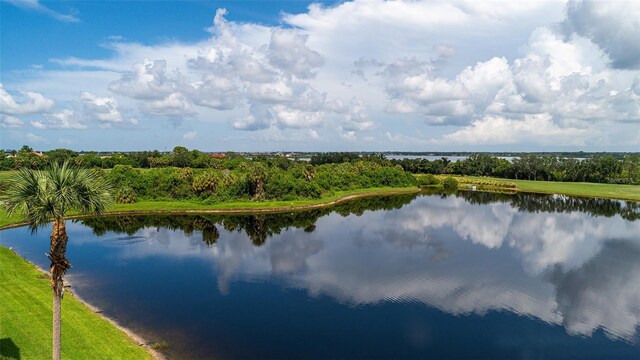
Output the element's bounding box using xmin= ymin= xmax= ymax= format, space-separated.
xmin=1 ymin=0 xmax=639 ymax=152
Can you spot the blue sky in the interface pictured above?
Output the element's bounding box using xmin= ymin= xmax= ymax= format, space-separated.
xmin=1 ymin=0 xmax=639 ymax=151
xmin=1 ymin=1 xmax=316 ymax=71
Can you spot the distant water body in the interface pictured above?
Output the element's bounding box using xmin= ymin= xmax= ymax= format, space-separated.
xmin=2 ymin=191 xmax=638 ymax=359
xmin=385 ymin=155 xmax=588 ymax=162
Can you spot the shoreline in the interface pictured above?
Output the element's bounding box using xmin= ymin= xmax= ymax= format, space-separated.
xmin=0 ymin=246 xmax=161 ymax=359
xmin=0 ymin=187 xmax=420 ymax=230
xmin=60 ymin=279 xmax=165 ymax=360
xmin=421 ymin=175 xmax=640 ymax=202
xmin=2 ymin=182 xmax=638 ymax=230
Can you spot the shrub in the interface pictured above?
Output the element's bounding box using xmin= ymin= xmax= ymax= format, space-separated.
xmin=106 ymin=165 xmax=145 ymax=193
xmin=442 ymin=176 xmax=459 ymax=190
xmin=141 ymin=168 xmax=189 ymax=199
xmin=454 ymin=178 xmax=517 ymax=189
xmin=418 ymin=174 xmax=440 ymax=186
xmin=192 ymin=172 xmax=219 ymax=195
xmin=115 ymin=187 xmax=137 ymax=204
xmin=179 ymin=167 xmax=193 ymax=180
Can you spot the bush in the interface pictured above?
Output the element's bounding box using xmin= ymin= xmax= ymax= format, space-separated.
xmin=179 ymin=167 xmax=193 ymax=180
xmin=97 ymin=159 xmax=417 ymax=203
xmin=418 ymin=174 xmax=440 ymax=186
xmin=141 ymin=168 xmax=190 ymax=199
xmin=454 ymin=178 xmax=517 ymax=189
xmin=442 ymin=176 xmax=459 ymax=190
xmin=106 ymin=165 xmax=145 ymax=193
xmin=192 ymin=172 xmax=220 ymax=196
xmin=115 ymin=187 xmax=137 ymax=204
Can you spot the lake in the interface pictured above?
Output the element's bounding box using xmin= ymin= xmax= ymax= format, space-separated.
xmin=1 ymin=191 xmax=639 ymax=359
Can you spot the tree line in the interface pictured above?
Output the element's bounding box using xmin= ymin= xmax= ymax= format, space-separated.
xmin=0 ymin=145 xmax=242 ymax=170
xmin=3 ymin=146 xmax=638 ymax=185
xmin=391 ymin=153 xmax=640 ymax=184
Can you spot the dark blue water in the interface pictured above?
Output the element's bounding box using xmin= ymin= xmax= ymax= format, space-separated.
xmin=1 ymin=192 xmax=639 ymax=359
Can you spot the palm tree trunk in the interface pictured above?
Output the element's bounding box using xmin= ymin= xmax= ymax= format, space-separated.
xmin=49 ymin=218 xmax=70 ymax=360
xmin=53 ymin=291 xmax=61 ymax=360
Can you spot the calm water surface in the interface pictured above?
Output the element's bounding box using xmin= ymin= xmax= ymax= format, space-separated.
xmin=2 ymin=191 xmax=639 ymax=359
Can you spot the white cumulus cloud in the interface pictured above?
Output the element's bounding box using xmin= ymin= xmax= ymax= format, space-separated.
xmin=0 ymin=83 xmax=54 ymax=115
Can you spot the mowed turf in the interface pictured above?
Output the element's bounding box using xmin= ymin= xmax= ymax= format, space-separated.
xmin=0 ymin=246 xmax=152 ymax=360
xmin=450 ymin=175 xmax=640 ymax=201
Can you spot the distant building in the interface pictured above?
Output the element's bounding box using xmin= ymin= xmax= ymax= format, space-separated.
xmin=210 ymin=153 xmax=226 ymax=159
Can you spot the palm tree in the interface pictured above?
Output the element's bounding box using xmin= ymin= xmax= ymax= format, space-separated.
xmin=302 ymin=164 xmax=316 ymax=182
xmin=4 ymin=161 xmax=112 ymax=360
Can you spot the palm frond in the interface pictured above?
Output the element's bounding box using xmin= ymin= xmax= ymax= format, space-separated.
xmin=4 ymin=160 xmax=114 ymax=227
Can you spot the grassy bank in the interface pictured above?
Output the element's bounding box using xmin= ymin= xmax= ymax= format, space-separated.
xmin=439 ymin=175 xmax=640 ymax=201
xmin=0 ymin=246 xmax=153 ymax=360
xmin=0 ymin=187 xmax=420 ymax=228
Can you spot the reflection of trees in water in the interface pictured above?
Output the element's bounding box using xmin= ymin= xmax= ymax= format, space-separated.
xmin=454 ymin=191 xmax=640 ymax=221
xmin=202 ymin=226 xmax=219 ymax=245
xmin=79 ymin=191 xmax=638 ymax=247
xmin=79 ymin=193 xmax=419 ymax=246
xmin=78 ymin=191 xmax=638 ymax=248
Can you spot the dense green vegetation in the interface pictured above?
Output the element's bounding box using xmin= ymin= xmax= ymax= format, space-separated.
xmin=1 ymin=146 xmax=417 ymax=205
xmin=4 ymin=147 xmax=637 ymax=185
xmin=102 ymin=162 xmax=416 ymax=203
xmin=0 ymin=246 xmax=152 ymax=360
xmin=393 ymin=153 xmax=640 ymax=184
xmin=1 ymin=147 xmax=637 ymax=218
xmin=309 ymin=152 xmax=387 ymax=165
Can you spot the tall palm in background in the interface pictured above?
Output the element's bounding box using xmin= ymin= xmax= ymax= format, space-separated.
xmin=4 ymin=161 xmax=112 ymax=360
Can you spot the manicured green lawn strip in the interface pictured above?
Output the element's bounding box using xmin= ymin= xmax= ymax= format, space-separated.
xmin=0 ymin=211 xmax=23 ymax=228
xmin=0 ymin=246 xmax=152 ymax=360
xmin=0 ymin=187 xmax=419 ymax=228
xmin=440 ymin=175 xmax=640 ymax=201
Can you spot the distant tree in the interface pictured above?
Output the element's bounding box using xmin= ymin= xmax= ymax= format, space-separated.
xmin=74 ymin=152 xmax=103 ymax=168
xmin=621 ymin=155 xmax=640 ymax=184
xmin=14 ymin=145 xmax=47 ymax=169
xmin=241 ymin=162 xmax=269 ymax=200
xmin=148 ymin=154 xmax=173 ymax=168
xmin=303 ymin=164 xmax=316 ymax=181
xmin=0 ymin=152 xmax=15 ymax=170
xmin=46 ymin=148 xmax=78 ymax=164
xmin=172 ymin=146 xmax=193 ymax=167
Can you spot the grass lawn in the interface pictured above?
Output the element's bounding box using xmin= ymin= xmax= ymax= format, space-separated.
xmin=446 ymin=175 xmax=640 ymax=201
xmin=0 ymin=187 xmax=420 ymax=228
xmin=0 ymin=246 xmax=153 ymax=360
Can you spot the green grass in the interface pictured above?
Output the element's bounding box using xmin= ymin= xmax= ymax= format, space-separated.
xmin=443 ymin=175 xmax=640 ymax=201
xmin=0 ymin=246 xmax=153 ymax=360
xmin=0 ymin=211 xmax=22 ymax=229
xmin=0 ymin=187 xmax=419 ymax=228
